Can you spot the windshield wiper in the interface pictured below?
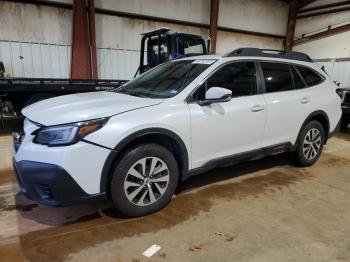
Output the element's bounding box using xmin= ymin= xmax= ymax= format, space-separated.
xmin=184 ymin=53 xmax=202 ymax=57
xmin=129 ymin=93 xmax=148 ymax=98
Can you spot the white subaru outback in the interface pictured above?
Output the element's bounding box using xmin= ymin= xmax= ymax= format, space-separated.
xmin=13 ymin=48 xmax=342 ymax=217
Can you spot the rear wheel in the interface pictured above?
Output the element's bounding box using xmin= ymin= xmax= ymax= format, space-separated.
xmin=292 ymin=120 xmax=324 ymax=167
xmin=110 ymin=143 xmax=179 ymax=217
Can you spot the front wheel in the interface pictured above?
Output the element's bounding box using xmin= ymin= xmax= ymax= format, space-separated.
xmin=292 ymin=120 xmax=325 ymax=167
xmin=110 ymin=144 xmax=179 ymax=217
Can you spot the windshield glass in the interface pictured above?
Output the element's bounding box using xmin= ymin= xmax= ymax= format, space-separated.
xmin=118 ymin=60 xmax=215 ymax=98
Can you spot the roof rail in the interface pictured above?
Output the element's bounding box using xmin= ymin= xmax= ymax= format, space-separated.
xmin=224 ymin=48 xmax=313 ymax=62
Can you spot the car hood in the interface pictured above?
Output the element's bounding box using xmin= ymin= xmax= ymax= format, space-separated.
xmin=22 ymin=91 xmax=163 ymax=126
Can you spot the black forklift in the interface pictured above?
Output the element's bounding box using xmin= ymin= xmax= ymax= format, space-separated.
xmin=0 ymin=61 xmax=4 ymax=78
xmin=135 ymin=27 xmax=210 ymax=76
xmin=0 ymin=28 xmax=209 ymax=114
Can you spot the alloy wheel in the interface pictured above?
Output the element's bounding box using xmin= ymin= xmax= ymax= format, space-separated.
xmin=303 ymin=128 xmax=322 ymax=160
xmin=123 ymin=157 xmax=170 ymax=206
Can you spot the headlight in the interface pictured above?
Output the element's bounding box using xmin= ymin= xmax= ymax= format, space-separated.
xmin=32 ymin=118 xmax=108 ymax=146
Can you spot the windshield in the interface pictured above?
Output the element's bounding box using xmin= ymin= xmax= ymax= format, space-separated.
xmin=118 ymin=60 xmax=215 ymax=98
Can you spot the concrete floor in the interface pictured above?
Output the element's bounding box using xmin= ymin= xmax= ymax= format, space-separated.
xmin=0 ymin=125 xmax=350 ymax=261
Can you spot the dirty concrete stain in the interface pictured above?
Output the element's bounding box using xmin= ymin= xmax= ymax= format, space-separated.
xmin=63 ymin=212 xmax=102 ymax=225
xmin=316 ymin=152 xmax=350 ymax=168
xmin=335 ymin=132 xmax=350 ymax=141
xmin=0 ymin=168 xmax=308 ymax=262
xmin=0 ymin=203 xmax=38 ymax=212
xmin=1 ymin=193 xmax=38 ymax=213
xmin=0 ymin=169 xmax=15 ymax=185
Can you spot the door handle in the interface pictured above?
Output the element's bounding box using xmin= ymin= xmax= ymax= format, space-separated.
xmin=301 ymin=97 xmax=311 ymax=104
xmin=251 ymin=105 xmax=265 ymax=112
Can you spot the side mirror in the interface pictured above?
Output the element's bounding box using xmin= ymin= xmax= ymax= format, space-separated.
xmin=197 ymin=87 xmax=232 ymax=106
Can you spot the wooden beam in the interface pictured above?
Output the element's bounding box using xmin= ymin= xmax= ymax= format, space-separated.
xmin=218 ymin=26 xmax=285 ymax=39
xmin=294 ymin=23 xmax=350 ymax=45
xmin=297 ymin=6 xmax=350 ymax=18
xmin=298 ymin=0 xmax=350 ymax=13
xmin=88 ymin=0 xmax=98 ymax=79
xmin=297 ymin=0 xmax=316 ymax=10
xmin=3 ymin=0 xmax=72 ymax=9
xmin=285 ymin=0 xmax=298 ymax=51
xmin=71 ymin=0 xmax=91 ymax=79
xmin=209 ymin=0 xmax=219 ymax=54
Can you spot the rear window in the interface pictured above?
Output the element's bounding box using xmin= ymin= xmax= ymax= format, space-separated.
xmin=296 ymin=66 xmax=323 ymax=86
xmin=261 ymin=62 xmax=294 ymax=93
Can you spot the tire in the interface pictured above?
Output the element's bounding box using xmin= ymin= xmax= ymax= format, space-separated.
xmin=110 ymin=143 xmax=179 ymax=217
xmin=292 ymin=120 xmax=325 ymax=167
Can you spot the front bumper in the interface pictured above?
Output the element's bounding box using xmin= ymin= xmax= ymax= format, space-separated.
xmin=14 ymin=118 xmax=111 ymax=196
xmin=13 ymin=160 xmax=106 ymax=206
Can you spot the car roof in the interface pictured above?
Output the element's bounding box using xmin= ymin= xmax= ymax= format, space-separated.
xmin=179 ymin=55 xmax=222 ymax=60
xmin=179 ymin=48 xmax=313 ymax=66
xmin=177 ymin=54 xmax=323 ymax=74
xmin=178 ymin=54 xmax=314 ymax=65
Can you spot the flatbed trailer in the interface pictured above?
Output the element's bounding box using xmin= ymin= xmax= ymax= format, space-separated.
xmin=0 ymin=78 xmax=128 ymax=114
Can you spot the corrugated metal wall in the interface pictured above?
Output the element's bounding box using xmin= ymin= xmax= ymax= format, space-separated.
xmin=0 ymin=40 xmax=140 ymax=80
xmin=316 ymin=59 xmax=350 ymax=88
xmin=0 ymin=40 xmax=71 ymax=78
xmin=97 ymin=48 xmax=140 ymax=80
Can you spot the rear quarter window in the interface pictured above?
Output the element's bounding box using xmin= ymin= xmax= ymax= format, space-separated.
xmin=260 ymin=62 xmax=294 ymax=93
xmin=296 ymin=66 xmax=324 ymax=87
xmin=291 ymin=66 xmax=306 ymax=89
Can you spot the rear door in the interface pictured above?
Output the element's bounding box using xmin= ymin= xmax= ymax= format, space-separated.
xmin=259 ymin=61 xmax=315 ymax=147
xmin=188 ymin=61 xmax=266 ymax=169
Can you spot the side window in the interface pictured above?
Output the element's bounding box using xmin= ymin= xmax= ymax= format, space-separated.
xmin=193 ymin=62 xmax=257 ymax=100
xmin=291 ymin=66 xmax=306 ymax=89
xmin=261 ymin=62 xmax=294 ymax=93
xmin=296 ymin=66 xmax=323 ymax=86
